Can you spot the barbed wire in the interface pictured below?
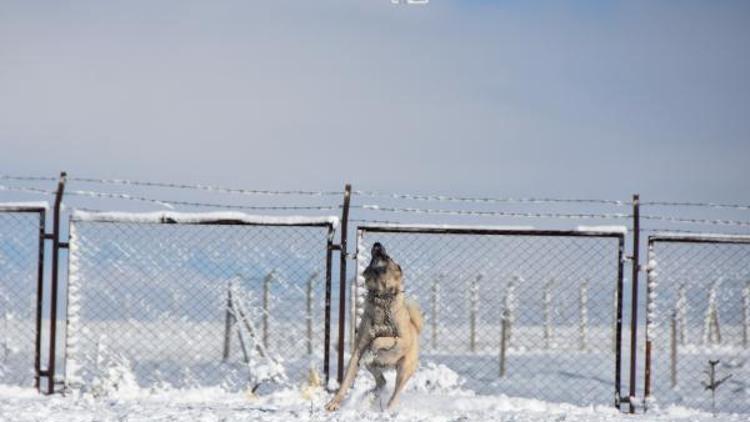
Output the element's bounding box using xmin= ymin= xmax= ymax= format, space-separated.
xmin=349 ymin=218 xmax=400 ymax=225
xmin=353 ymin=190 xmax=629 ymax=206
xmin=640 ymin=214 xmax=750 ymax=227
xmin=640 ymin=200 xmax=750 ymax=211
xmin=640 ymin=227 xmax=750 ymax=235
xmin=0 ymin=184 xmax=56 ymax=196
xmin=353 ymin=204 xmax=631 ymax=220
xmin=0 ymin=174 xmax=58 ymax=182
xmin=65 ymin=189 xmax=339 ymax=211
xmin=68 ymin=176 xmax=342 ymax=197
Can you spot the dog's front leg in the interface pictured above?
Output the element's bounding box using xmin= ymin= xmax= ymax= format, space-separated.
xmin=325 ymin=323 xmax=372 ymax=411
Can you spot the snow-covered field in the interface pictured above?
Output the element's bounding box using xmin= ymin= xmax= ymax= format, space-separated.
xmin=1 ymin=362 xmax=746 ymax=422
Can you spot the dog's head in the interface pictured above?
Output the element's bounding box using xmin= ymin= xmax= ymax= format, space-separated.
xmin=363 ymin=242 xmax=403 ymax=297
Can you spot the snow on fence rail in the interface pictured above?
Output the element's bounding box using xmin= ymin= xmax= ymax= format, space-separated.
xmin=644 ymin=233 xmax=750 ymax=414
xmin=353 ymin=224 xmax=627 ymax=408
xmin=0 ymin=203 xmax=45 ymax=387
xmin=63 ymin=211 xmax=337 ymax=395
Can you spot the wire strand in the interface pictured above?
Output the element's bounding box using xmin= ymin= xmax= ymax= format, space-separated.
xmin=0 ymin=174 xmax=58 ymax=182
xmin=0 ymin=184 xmax=56 ymax=196
xmin=640 ymin=214 xmax=750 ymax=227
xmin=65 ymin=189 xmax=339 ymax=211
xmin=353 ymin=204 xmax=631 ymax=220
xmin=69 ymin=176 xmax=342 ymax=197
xmin=353 ymin=190 xmax=628 ymax=206
xmin=641 ymin=200 xmax=750 ymax=211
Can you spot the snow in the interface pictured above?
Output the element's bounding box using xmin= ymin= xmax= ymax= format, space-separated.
xmin=575 ymin=226 xmax=628 ymax=234
xmin=71 ymin=210 xmax=340 ymax=228
xmin=0 ymin=201 xmax=48 ymax=210
xmin=0 ymin=376 xmax=745 ymax=421
xmin=357 ymin=223 xmax=535 ymax=231
xmin=650 ymin=232 xmax=750 ymax=242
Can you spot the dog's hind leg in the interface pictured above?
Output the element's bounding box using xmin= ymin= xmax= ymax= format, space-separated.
xmin=386 ymin=357 xmax=417 ymax=411
xmin=366 ymin=363 xmax=386 ymax=392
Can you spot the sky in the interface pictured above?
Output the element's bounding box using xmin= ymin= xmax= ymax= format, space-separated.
xmin=1 ymin=0 xmax=749 ymax=203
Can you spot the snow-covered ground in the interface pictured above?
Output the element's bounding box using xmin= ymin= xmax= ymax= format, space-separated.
xmin=0 ymin=363 xmax=745 ymax=422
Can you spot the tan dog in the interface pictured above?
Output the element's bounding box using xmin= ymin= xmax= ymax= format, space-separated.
xmin=325 ymin=242 xmax=423 ymax=411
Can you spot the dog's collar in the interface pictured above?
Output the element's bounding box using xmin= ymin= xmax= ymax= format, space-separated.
xmin=368 ymin=289 xmax=404 ymax=300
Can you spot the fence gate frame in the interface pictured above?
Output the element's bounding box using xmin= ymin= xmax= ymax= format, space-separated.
xmin=643 ymin=232 xmax=750 ymax=409
xmin=353 ymin=224 xmax=629 ymax=409
xmin=62 ymin=211 xmax=339 ymax=388
xmin=0 ymin=203 xmax=47 ymax=390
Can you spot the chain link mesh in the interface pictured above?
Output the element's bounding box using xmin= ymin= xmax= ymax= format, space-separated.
xmin=0 ymin=210 xmax=42 ymax=386
xmin=64 ymin=218 xmax=333 ymax=394
xmin=646 ymin=237 xmax=750 ymax=413
xmin=354 ymin=227 xmax=625 ymax=406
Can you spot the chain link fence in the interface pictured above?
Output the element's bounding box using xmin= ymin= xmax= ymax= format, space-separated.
xmin=353 ymin=225 xmax=626 ymax=406
xmin=645 ymin=234 xmax=750 ymax=414
xmin=0 ymin=205 xmax=45 ymax=387
xmin=63 ymin=211 xmax=336 ymax=395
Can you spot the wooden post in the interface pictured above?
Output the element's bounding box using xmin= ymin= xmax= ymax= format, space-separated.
xmin=263 ymin=272 xmax=273 ymax=350
xmin=676 ymin=283 xmax=687 ymax=345
xmin=579 ymin=279 xmax=588 ymax=351
xmin=470 ymin=274 xmax=481 ymax=352
xmin=222 ymin=280 xmax=236 ymax=361
xmin=432 ymin=274 xmax=442 ymax=350
xmin=544 ymin=278 xmax=554 ymax=350
xmin=499 ymin=309 xmax=509 ymax=377
xmin=743 ymin=281 xmax=750 ymax=348
xmin=669 ymin=311 xmax=677 ymax=388
xmin=306 ymin=272 xmax=318 ymax=355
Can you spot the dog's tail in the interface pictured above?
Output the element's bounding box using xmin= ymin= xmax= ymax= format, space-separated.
xmin=405 ymin=298 xmax=424 ymax=333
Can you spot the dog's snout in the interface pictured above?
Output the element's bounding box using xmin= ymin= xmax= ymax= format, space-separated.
xmin=372 ymin=242 xmax=387 ymax=258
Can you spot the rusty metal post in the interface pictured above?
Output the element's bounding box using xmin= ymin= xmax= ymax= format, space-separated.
xmin=336 ymin=184 xmax=351 ymax=384
xmin=34 ymin=209 xmax=46 ymax=391
xmin=47 ymin=171 xmax=66 ymax=394
xmin=629 ymin=194 xmax=640 ymax=413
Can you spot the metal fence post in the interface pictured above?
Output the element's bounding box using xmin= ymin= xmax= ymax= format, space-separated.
xmin=33 ymin=208 xmax=46 ymax=391
xmin=614 ymin=234 xmax=625 ymax=408
xmin=629 ymin=193 xmax=640 ymax=413
xmin=47 ymin=171 xmax=66 ymax=394
xmin=337 ymin=184 xmax=351 ymax=384
xmin=324 ymin=226 xmax=334 ymax=385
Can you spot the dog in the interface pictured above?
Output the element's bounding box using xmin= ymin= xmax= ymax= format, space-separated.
xmin=325 ymin=242 xmax=423 ymax=411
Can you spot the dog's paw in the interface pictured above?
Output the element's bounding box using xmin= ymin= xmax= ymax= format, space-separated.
xmin=324 ymin=399 xmax=341 ymax=412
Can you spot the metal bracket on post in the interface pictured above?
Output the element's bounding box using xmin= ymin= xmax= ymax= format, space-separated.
xmin=46 ymin=171 xmax=67 ymax=395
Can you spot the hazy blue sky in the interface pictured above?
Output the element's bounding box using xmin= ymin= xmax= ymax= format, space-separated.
xmin=1 ymin=0 xmax=748 ymax=202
